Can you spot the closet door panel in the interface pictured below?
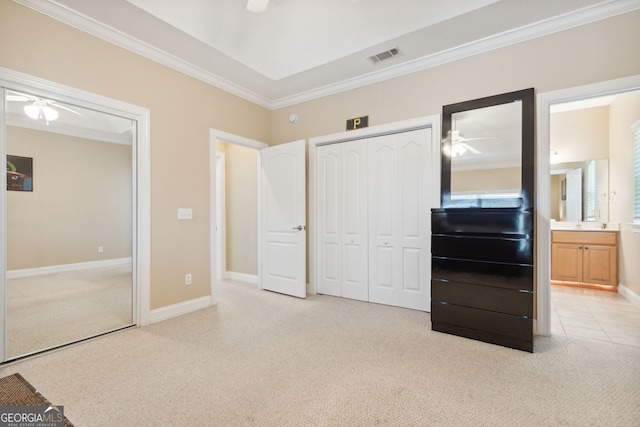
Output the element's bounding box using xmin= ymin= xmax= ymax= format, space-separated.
xmin=368 ymin=130 xmax=431 ymax=311
xmin=397 ymin=130 xmax=431 ymax=311
xmin=368 ymin=136 xmax=400 ymax=306
xmin=341 ymin=140 xmax=368 ymax=301
xmin=316 ymin=145 xmax=341 ymax=296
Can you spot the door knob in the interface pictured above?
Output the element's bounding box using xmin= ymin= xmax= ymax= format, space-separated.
xmin=292 ymin=225 xmax=306 ymax=231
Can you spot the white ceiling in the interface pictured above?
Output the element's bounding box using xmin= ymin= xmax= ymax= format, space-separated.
xmin=13 ymin=0 xmax=640 ymax=108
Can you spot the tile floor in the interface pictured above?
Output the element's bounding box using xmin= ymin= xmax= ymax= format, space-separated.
xmin=551 ymin=284 xmax=640 ymax=347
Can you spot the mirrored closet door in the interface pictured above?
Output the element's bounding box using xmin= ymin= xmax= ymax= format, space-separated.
xmin=3 ymin=87 xmax=135 ymax=360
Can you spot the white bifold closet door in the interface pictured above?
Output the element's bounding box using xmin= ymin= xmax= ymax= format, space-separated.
xmin=316 ymin=128 xmax=432 ymax=311
xmin=368 ymin=129 xmax=431 ymax=311
xmin=317 ymin=139 xmax=369 ymax=301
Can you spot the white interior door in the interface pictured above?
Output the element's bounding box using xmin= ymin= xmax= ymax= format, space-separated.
xmin=316 ymin=144 xmax=341 ymax=296
xmin=260 ymin=140 xmax=306 ymax=298
xmin=368 ymin=129 xmax=431 ymax=311
xmin=316 ymin=140 xmax=368 ymax=301
xmin=340 ymin=140 xmax=368 ymax=301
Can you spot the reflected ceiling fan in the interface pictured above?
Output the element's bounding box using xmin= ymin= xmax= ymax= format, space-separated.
xmin=449 ymin=130 xmax=482 ymax=156
xmin=7 ymin=93 xmax=85 ymax=124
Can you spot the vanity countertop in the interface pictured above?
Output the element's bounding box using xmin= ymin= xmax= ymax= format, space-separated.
xmin=550 ymin=221 xmax=619 ymax=232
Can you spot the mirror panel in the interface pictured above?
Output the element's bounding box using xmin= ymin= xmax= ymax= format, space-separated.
xmin=4 ymin=89 xmax=134 ymax=359
xmin=550 ymin=159 xmax=609 ymax=222
xmin=450 ymin=102 xmax=522 ymax=200
xmin=441 ymin=88 xmax=535 ymax=208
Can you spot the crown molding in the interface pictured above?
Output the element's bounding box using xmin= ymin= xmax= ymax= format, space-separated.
xmin=12 ymin=0 xmax=273 ymax=108
xmin=13 ymin=0 xmax=640 ymax=110
xmin=270 ymin=0 xmax=640 ymax=109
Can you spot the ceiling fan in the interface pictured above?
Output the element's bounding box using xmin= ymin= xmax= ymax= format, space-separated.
xmin=247 ymin=0 xmax=269 ymax=13
xmin=6 ymin=92 xmax=85 ymax=123
xmin=449 ymin=130 xmax=483 ymax=156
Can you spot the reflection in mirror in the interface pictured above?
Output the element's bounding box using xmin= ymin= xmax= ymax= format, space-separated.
xmin=4 ymin=89 xmax=134 ymax=359
xmin=440 ymin=88 xmax=534 ymax=208
xmin=550 ymin=159 xmax=609 ymax=222
xmin=450 ymin=102 xmax=522 ymax=200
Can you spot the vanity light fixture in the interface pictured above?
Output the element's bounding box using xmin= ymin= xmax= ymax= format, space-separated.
xmin=24 ymin=99 xmax=59 ymax=124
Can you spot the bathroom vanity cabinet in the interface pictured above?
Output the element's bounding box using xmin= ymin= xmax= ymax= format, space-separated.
xmin=551 ymin=230 xmax=618 ymax=289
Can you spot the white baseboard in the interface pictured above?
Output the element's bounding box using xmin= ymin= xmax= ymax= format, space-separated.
xmin=7 ymin=257 xmax=132 ymax=279
xmin=618 ymin=283 xmax=640 ymax=310
xmin=226 ymin=271 xmax=258 ymax=284
xmin=149 ymin=295 xmax=213 ymax=324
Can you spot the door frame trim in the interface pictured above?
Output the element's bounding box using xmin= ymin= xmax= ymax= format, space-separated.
xmin=308 ymin=115 xmax=441 ymax=295
xmin=208 ymin=129 xmax=267 ymax=300
xmin=535 ymin=74 xmax=640 ymax=336
xmin=215 ymin=152 xmax=226 ymax=281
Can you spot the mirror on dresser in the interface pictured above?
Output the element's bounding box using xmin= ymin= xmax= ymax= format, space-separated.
xmin=432 ymin=88 xmax=535 ymax=352
xmin=550 ymin=159 xmax=609 ymax=222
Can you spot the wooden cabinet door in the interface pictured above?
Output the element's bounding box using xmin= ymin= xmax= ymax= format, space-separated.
xmin=582 ymin=244 xmax=617 ymax=286
xmin=551 ymin=243 xmax=583 ymax=282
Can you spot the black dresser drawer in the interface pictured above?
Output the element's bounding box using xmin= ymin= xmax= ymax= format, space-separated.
xmin=432 ymin=234 xmax=533 ymax=264
xmin=432 ymin=208 xmax=533 ymax=238
xmin=432 ymin=302 xmax=533 ymax=352
xmin=432 ymin=257 xmax=533 ymax=291
xmin=432 ymin=279 xmax=533 ymax=317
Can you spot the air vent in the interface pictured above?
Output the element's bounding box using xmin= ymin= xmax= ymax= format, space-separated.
xmin=368 ymin=48 xmax=401 ymax=64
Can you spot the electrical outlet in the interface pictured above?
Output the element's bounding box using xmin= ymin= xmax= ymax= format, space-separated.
xmin=178 ymin=208 xmax=193 ymax=220
xmin=185 ymin=273 xmax=192 ymax=285
xmin=98 ymin=246 xmax=104 ymax=253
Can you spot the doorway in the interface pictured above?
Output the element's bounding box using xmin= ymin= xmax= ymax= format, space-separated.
xmin=536 ymin=75 xmax=640 ymax=338
xmin=546 ymin=88 xmax=640 ymax=346
xmin=209 ymin=129 xmax=266 ymax=302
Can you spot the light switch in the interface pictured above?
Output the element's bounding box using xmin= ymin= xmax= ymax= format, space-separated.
xmin=178 ymin=208 xmax=193 ymax=220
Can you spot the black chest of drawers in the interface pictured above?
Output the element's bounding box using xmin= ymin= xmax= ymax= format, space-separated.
xmin=431 ymin=207 xmax=534 ymax=352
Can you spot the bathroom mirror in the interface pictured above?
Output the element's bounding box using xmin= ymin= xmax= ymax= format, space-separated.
xmin=550 ymin=159 xmax=609 ymax=222
xmin=441 ymin=88 xmax=535 ymax=208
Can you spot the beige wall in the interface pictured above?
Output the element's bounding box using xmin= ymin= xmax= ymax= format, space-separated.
xmin=217 ymin=142 xmax=258 ymax=276
xmin=609 ymin=91 xmax=640 ymax=295
xmin=550 ymin=106 xmax=610 ymax=163
xmin=6 ymin=126 xmax=131 ymax=270
xmin=452 ymin=167 xmax=521 ymax=194
xmin=0 ymin=0 xmax=271 ymax=309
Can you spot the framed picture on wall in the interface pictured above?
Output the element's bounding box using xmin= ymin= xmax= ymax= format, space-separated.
xmin=6 ymin=155 xmax=33 ymax=191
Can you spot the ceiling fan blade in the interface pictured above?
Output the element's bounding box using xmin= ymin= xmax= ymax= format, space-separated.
xmin=460 ymin=136 xmax=497 ymax=142
xmin=6 ymin=94 xmax=33 ymax=102
xmin=460 ymin=142 xmax=481 ymax=154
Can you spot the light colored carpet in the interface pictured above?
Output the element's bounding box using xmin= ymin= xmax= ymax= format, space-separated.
xmin=1 ymin=279 xmax=639 ymax=426
xmin=6 ymin=264 xmax=133 ymax=358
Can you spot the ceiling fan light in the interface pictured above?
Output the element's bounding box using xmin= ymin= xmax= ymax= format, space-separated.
xmin=42 ymin=105 xmax=59 ymax=121
xmin=247 ymin=0 xmax=268 ymax=13
xmin=451 ymin=144 xmax=467 ymax=157
xmin=24 ymin=103 xmax=40 ymax=120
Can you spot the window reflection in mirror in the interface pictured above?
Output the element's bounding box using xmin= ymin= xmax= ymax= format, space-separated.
xmin=450 ymin=101 xmax=522 ymax=200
